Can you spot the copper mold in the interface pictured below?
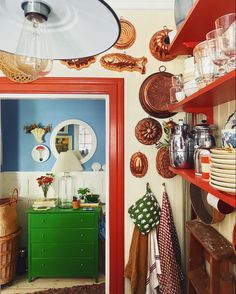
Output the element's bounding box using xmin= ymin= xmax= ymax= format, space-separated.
xmin=135 ymin=118 xmax=162 ymax=145
xmin=156 ymin=147 xmax=176 ymax=179
xmin=149 ymin=26 xmax=177 ymax=62
xmin=60 ymin=56 xmax=96 ymax=70
xmin=100 ymin=53 xmax=147 ymax=74
xmin=114 ymin=18 xmax=136 ymax=50
xmin=130 ymin=151 xmax=148 ymax=178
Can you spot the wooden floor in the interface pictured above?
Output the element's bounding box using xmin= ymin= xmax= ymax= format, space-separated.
xmin=0 ymin=274 xmax=105 ymax=294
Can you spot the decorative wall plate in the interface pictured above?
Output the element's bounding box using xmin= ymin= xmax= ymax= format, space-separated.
xmin=156 ymin=146 xmax=176 ymax=178
xmin=31 ymin=145 xmax=50 ymax=163
xmin=139 ymin=66 xmax=176 ymax=118
xmin=135 ymin=118 xmax=162 ymax=145
xmin=60 ymin=56 xmax=96 ymax=70
xmin=114 ymin=18 xmax=136 ymax=49
xmin=100 ymin=53 xmax=147 ymax=74
xmin=149 ymin=26 xmax=177 ymax=62
xmin=130 ymin=151 xmax=148 ymax=178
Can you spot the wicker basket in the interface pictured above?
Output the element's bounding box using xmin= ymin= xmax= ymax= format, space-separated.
xmin=0 ymin=228 xmax=21 ymax=285
xmin=0 ymin=188 xmax=19 ymax=237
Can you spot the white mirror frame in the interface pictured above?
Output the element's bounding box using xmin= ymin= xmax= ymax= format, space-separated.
xmin=50 ymin=119 xmax=97 ymax=164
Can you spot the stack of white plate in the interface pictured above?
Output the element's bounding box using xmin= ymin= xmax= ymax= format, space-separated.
xmin=210 ymin=148 xmax=236 ymax=194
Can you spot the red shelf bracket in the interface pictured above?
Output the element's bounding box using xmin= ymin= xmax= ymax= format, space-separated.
xmin=183 ymin=106 xmax=214 ymax=124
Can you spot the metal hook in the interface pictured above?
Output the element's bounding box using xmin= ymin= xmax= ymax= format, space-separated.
xmin=146 ymin=182 xmax=151 ymax=193
xmin=162 ymin=183 xmax=167 ymax=193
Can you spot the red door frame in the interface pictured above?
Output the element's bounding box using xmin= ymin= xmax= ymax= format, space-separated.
xmin=0 ymin=77 xmax=124 ymax=294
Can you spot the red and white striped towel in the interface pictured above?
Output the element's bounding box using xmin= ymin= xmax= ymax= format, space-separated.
xmin=157 ymin=192 xmax=184 ymax=294
xmin=145 ymin=228 xmax=161 ymax=294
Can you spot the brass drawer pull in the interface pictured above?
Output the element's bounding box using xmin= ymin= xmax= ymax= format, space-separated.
xmin=41 ymin=219 xmax=46 ymax=223
xmin=41 ymin=233 xmax=45 ymax=239
xmin=80 ymin=233 xmax=84 ymax=237
xmin=80 ymin=249 xmax=84 ymax=253
xmin=41 ymin=263 xmax=45 ymax=268
xmin=80 ymin=263 xmax=84 ymax=267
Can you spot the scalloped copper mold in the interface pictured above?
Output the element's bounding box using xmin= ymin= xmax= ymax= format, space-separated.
xmin=130 ymin=151 xmax=148 ymax=178
xmin=114 ymin=18 xmax=136 ymax=50
xmin=149 ymin=27 xmax=177 ymax=62
xmin=135 ymin=118 xmax=162 ymax=145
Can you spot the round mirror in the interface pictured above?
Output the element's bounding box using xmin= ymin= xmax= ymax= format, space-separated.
xmin=50 ymin=119 xmax=97 ymax=164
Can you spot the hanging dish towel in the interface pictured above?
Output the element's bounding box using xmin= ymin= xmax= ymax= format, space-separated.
xmin=157 ymin=191 xmax=184 ymax=294
xmin=146 ymin=228 xmax=162 ymax=294
xmin=124 ymin=226 xmax=149 ymax=294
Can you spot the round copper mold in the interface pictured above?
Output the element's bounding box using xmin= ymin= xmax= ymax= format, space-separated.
xmin=139 ymin=66 xmax=176 ymax=119
xmin=135 ymin=118 xmax=162 ymax=145
xmin=130 ymin=151 xmax=148 ymax=178
xmin=156 ymin=147 xmax=176 ymax=179
xmin=149 ymin=26 xmax=177 ymax=62
xmin=114 ymin=18 xmax=136 ymax=50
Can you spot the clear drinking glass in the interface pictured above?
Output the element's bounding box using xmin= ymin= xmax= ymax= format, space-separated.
xmin=206 ymin=28 xmax=228 ymax=77
xmin=193 ymin=40 xmax=215 ymax=85
xmin=215 ymin=13 xmax=236 ymax=70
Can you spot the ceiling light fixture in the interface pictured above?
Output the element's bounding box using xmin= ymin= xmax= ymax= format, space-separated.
xmin=0 ymin=0 xmax=120 ymax=79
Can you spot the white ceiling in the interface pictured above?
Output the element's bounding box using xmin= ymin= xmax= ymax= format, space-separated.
xmin=106 ymin=0 xmax=174 ymax=10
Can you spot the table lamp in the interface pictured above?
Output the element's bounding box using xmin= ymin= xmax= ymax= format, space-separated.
xmin=52 ymin=150 xmax=83 ymax=208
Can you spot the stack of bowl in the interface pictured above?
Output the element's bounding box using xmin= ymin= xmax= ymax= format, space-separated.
xmin=210 ymin=148 xmax=236 ymax=194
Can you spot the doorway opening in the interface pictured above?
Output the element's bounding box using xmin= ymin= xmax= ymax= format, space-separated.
xmin=0 ymin=77 xmax=124 ymax=294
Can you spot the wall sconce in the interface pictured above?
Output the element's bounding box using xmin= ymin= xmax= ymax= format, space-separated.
xmin=24 ymin=123 xmax=51 ymax=143
xmin=0 ymin=0 xmax=120 ymax=81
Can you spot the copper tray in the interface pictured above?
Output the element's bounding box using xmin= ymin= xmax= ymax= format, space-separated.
xmin=139 ymin=66 xmax=176 ymax=118
xmin=114 ymin=18 xmax=136 ymax=50
xmin=135 ymin=118 xmax=162 ymax=145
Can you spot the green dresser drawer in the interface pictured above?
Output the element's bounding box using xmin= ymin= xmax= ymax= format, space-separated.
xmin=31 ymin=258 xmax=94 ymax=276
xmin=31 ymin=228 xmax=95 ymax=243
xmin=29 ymin=212 xmax=96 ymax=228
xmin=32 ymin=243 xmax=95 ymax=258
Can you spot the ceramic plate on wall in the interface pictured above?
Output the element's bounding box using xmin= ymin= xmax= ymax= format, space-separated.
xmin=31 ymin=145 xmax=50 ymax=163
xmin=91 ymin=162 xmax=101 ymax=171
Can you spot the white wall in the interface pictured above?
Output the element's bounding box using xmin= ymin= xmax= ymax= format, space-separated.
xmin=0 ymin=9 xmax=187 ymax=293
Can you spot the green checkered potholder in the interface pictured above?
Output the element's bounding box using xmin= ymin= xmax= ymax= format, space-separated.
xmin=128 ymin=184 xmax=161 ymax=235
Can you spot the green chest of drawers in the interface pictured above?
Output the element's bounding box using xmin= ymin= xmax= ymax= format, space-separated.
xmin=28 ymin=208 xmax=100 ymax=282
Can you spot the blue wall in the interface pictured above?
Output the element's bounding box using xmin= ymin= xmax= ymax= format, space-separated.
xmin=1 ymin=99 xmax=106 ymax=171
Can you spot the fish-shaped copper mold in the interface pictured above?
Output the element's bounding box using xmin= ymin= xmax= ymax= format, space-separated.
xmin=100 ymin=53 xmax=147 ymax=74
xmin=61 ymin=56 xmax=96 ymax=70
xmin=114 ymin=18 xmax=136 ymax=49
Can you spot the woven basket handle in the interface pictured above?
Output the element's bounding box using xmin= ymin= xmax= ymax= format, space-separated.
xmin=10 ymin=188 xmax=19 ymax=205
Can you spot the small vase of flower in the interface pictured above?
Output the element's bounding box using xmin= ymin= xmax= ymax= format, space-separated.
xmin=36 ymin=173 xmax=55 ymax=199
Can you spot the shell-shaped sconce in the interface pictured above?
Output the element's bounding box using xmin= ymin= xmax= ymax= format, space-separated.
xmin=30 ymin=128 xmax=46 ymax=143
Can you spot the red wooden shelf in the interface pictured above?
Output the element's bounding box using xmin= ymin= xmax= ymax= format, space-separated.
xmin=168 ymin=70 xmax=236 ymax=112
xmin=169 ymin=167 xmax=236 ymax=208
xmin=169 ymin=0 xmax=236 ymax=55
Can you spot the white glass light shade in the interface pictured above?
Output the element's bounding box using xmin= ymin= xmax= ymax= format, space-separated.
xmin=15 ymin=13 xmax=53 ymax=77
xmin=52 ymin=151 xmax=83 ymax=173
xmin=0 ymin=0 xmax=120 ymax=60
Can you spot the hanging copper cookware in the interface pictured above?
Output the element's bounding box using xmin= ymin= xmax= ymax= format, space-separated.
xmin=135 ymin=117 xmax=162 ymax=145
xmin=130 ymin=151 xmax=148 ymax=178
xmin=139 ymin=66 xmax=176 ymax=119
xmin=114 ymin=17 xmax=136 ymax=50
xmin=149 ymin=26 xmax=177 ymax=62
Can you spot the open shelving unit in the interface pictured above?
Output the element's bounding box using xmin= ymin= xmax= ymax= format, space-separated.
xmin=168 ymin=0 xmax=236 ymax=210
xmin=169 ymin=0 xmax=236 ymax=55
xmin=169 ymin=167 xmax=236 ymax=208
